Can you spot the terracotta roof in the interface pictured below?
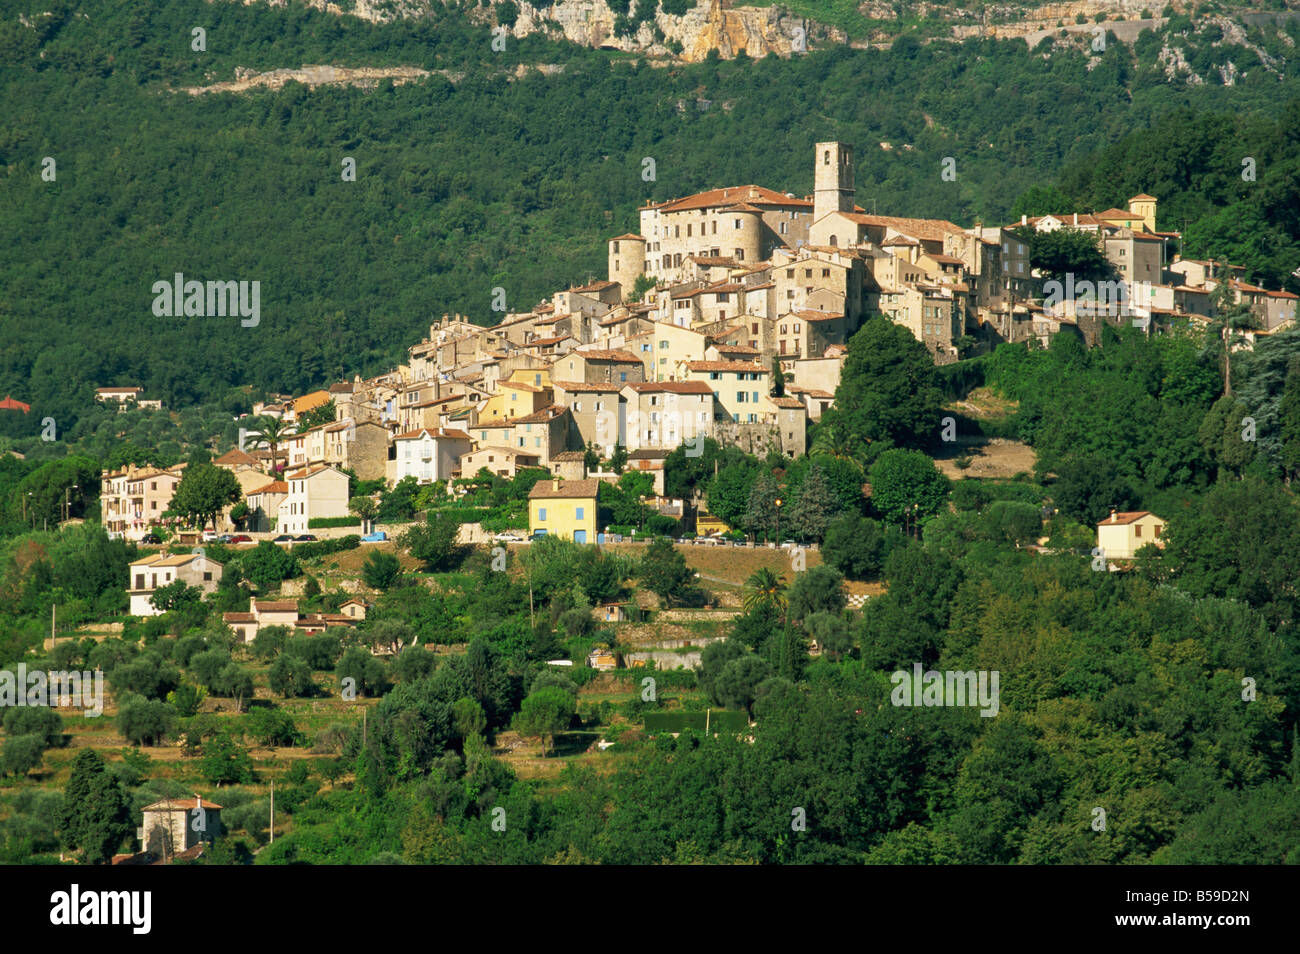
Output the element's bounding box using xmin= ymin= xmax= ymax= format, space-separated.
xmin=222 ymin=613 xmax=256 ymax=623
xmin=392 ymin=427 xmax=472 ymax=441
xmin=528 ymin=479 xmax=601 ymax=499
xmin=786 ymin=386 xmax=834 ymax=399
xmin=1129 ymin=193 xmax=1158 ymax=202
xmin=1098 ymin=510 xmax=1162 ymax=526
xmin=611 ymin=233 xmax=646 ymax=241
xmin=511 ymin=405 xmax=568 ymax=425
xmin=550 ymin=450 xmax=587 ymax=461
xmin=652 ymin=185 xmax=812 ymax=213
xmin=573 ymin=280 xmax=616 ymax=293
xmin=328 ymin=382 xmax=354 ymax=394
xmin=0 ymin=395 xmax=31 ymax=413
xmin=1267 ymin=290 xmax=1299 ymax=299
xmin=572 ymin=349 xmax=642 ymax=363
xmin=770 ymin=396 xmax=806 ymax=409
xmin=792 ymin=310 xmax=843 ymax=321
xmin=624 ymin=381 xmax=715 ymax=395
xmin=254 ymin=600 xmax=298 ymax=611
xmin=284 ymin=463 xmax=344 ymax=480
xmin=714 ymin=344 xmax=760 ymax=355
xmin=501 ymin=380 xmax=544 ymax=392
xmin=249 ymin=480 xmax=288 ymax=495
xmin=97 ymin=386 xmax=142 ymax=394
xmin=838 ymin=213 xmax=966 ymax=242
xmin=143 ymin=797 xmax=223 ymax=811
xmin=463 ymin=446 xmax=539 ymax=460
xmin=628 ymin=448 xmax=670 ymax=460
xmin=528 ymin=334 xmax=573 ymax=347
xmin=552 ymin=381 xmax=624 ymax=393
xmin=928 ymin=253 xmax=966 ymax=265
xmin=214 ymin=448 xmax=259 ymax=466
xmin=685 ymin=360 xmax=767 ymax=373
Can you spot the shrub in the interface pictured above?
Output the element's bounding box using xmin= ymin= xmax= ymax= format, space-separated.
xmin=117 ymin=697 xmax=178 ymax=746
xmin=307 ymin=517 xmax=362 ymax=529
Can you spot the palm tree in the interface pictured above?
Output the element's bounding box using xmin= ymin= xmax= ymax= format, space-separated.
xmin=809 ymin=416 xmax=854 ymax=460
xmin=743 ymin=567 xmax=787 ymax=616
xmin=247 ymin=415 xmax=289 ymax=467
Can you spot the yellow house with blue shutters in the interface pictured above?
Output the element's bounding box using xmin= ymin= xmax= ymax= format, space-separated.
xmin=528 ymin=478 xmax=599 ymax=544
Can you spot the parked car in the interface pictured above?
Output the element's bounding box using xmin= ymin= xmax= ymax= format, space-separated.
xmin=217 ymin=534 xmax=234 ymax=544
xmin=492 ymin=533 xmax=523 ymax=543
xmin=201 ymin=531 xmax=220 ymax=543
xmin=229 ymin=534 xmax=252 ymax=544
xmin=295 ymin=534 xmax=317 ymax=542
xmin=140 ymin=533 xmax=162 ymax=544
xmin=272 ymin=534 xmax=295 ymax=544
xmin=360 ymin=531 xmax=388 ymax=542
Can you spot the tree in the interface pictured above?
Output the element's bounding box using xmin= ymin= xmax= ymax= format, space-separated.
xmin=582 ymin=443 xmax=600 ymax=477
xmin=363 ymin=550 xmax=403 ymax=590
xmin=349 ymin=495 xmax=377 ymax=526
xmin=705 ymin=461 xmax=759 ymax=529
xmin=1050 ymin=453 xmax=1136 ymax=525
xmin=1197 ymin=395 xmax=1255 ymax=478
xmin=117 ymin=697 xmax=178 ymax=745
xmin=169 ymin=463 xmax=241 ymax=530
xmin=822 ymin=513 xmax=892 ymax=580
xmin=823 ymin=317 xmax=944 ymax=451
xmin=744 ymin=472 xmax=779 ymax=541
xmin=1206 ymin=287 xmax=1261 ymax=397
xmin=247 ymin=415 xmax=290 ymax=459
xmin=743 ymin=567 xmax=788 ymax=616
xmin=1023 ymin=226 xmax=1110 ymax=284
xmin=786 ymin=565 xmax=846 ymax=622
xmin=269 ymin=654 xmax=316 ymax=698
xmin=337 ymin=647 xmax=390 ymax=697
xmin=201 ymin=731 xmax=255 ymax=785
xmin=804 ymin=612 xmax=854 ymax=661
xmin=214 ymin=663 xmax=255 ymax=712
xmin=609 ymin=442 xmax=628 ymax=475
xmin=240 ymin=541 xmax=299 ymax=592
xmin=3 ymin=706 xmax=63 ymax=747
xmin=513 ymin=686 xmax=575 ymax=756
xmin=710 ymin=655 xmax=771 ymax=716
xmin=1280 ymin=355 xmax=1300 ymax=484
xmin=60 ymin=749 xmax=131 ymax=864
xmin=401 ymin=511 xmax=462 ymax=572
xmin=786 ymin=461 xmax=836 ymax=541
xmin=868 ymin=449 xmax=951 ymax=527
xmin=296 ymin=400 xmax=336 ymax=431
xmin=2 ymin=735 xmax=46 ymax=777
xmin=770 ymin=355 xmax=785 ymax=397
xmin=639 ymin=536 xmax=692 ymax=606
xmin=1010 ymin=184 xmax=1072 ymax=219
xmin=149 ymin=579 xmax=203 ymax=614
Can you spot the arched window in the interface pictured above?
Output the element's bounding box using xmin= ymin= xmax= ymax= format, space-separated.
xmin=829 ymin=235 xmax=838 ymax=247
xmin=824 ymin=150 xmax=830 ymax=165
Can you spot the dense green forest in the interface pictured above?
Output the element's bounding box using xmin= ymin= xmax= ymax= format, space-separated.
xmin=3 ymin=1 xmax=1300 ymax=440
xmin=3 ymin=316 xmax=1300 ymax=864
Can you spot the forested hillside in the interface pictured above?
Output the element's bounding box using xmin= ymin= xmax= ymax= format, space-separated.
xmin=3 ymin=0 xmax=1300 ymax=437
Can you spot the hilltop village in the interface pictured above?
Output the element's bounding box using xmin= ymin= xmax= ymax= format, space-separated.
xmin=98 ymin=140 xmax=1296 ymax=545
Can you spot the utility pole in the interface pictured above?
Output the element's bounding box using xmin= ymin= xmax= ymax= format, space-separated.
xmin=50 ymin=604 xmax=55 ymax=653
xmin=269 ymin=781 xmax=275 ymax=844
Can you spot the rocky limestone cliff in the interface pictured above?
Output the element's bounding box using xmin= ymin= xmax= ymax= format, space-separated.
xmin=506 ymin=0 xmax=846 ymax=62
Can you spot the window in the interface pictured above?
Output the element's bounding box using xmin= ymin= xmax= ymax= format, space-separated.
xmin=712 ymin=221 xmax=717 ymax=235
xmin=660 ymin=340 xmax=669 ymax=348
xmin=575 ymin=507 xmax=585 ymax=520
xmin=751 ymin=322 xmax=758 ymax=333
xmin=674 ymin=226 xmax=680 ymax=238
xmin=717 ymin=292 xmax=729 ymax=302
xmin=1154 ymin=525 xmax=1163 ymax=538
xmin=822 ymin=269 xmax=830 ymax=277
xmin=805 ymin=269 xmax=812 ymax=278
xmin=780 ymin=324 xmax=788 ymax=334
xmin=150 ymin=481 xmax=157 ymax=490
xmin=734 ymin=219 xmax=741 ymax=229
xmin=752 ymin=391 xmax=759 ymax=403
xmin=539 ymin=507 xmax=547 ymax=521
xmin=794 ymin=324 xmax=801 ymax=333
xmin=786 ymin=269 xmax=794 ymax=278
xmin=203 ymin=572 xmax=212 ymax=582
xmin=735 ymin=249 xmax=744 ymax=261
xmin=620 ymin=372 xmax=627 ymax=382
xmin=687 ymin=224 xmax=692 ymax=237
xmin=1134 ymin=524 xmax=1142 ymax=538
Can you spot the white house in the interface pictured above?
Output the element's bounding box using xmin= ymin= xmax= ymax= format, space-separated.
xmin=128 ymin=553 xmax=223 ymax=616
xmin=388 ymin=428 xmax=474 ymax=485
xmin=278 ymin=464 xmax=350 ymax=535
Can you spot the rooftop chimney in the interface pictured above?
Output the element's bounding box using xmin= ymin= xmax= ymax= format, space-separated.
xmin=1109 ymin=508 xmax=1117 ymax=521
xmin=1073 ymin=213 xmax=1078 ymax=226
xmin=1021 ymin=214 xmax=1027 ymax=225
xmin=552 ymin=478 xmax=560 ymax=491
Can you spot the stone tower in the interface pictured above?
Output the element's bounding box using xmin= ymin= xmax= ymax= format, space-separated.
xmin=608 ymin=233 xmax=647 ymax=301
xmin=814 ymin=142 xmax=855 ymax=223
